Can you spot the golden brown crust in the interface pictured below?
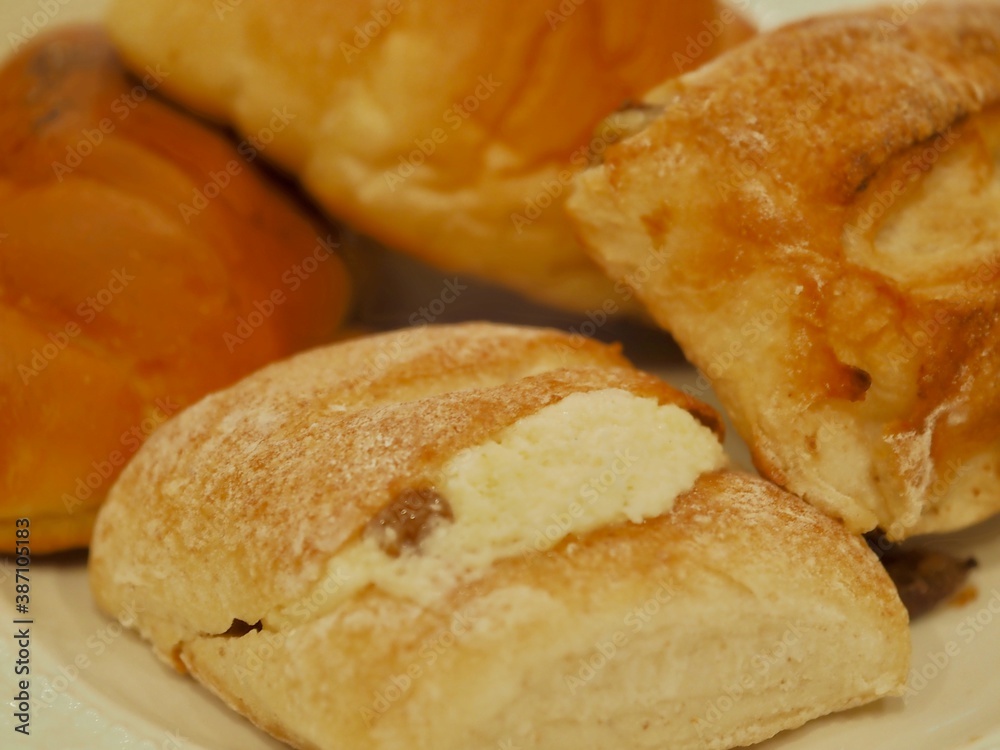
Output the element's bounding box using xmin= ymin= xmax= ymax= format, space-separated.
xmin=105 ymin=0 xmax=753 ymax=313
xmin=0 ymin=28 xmax=350 ymax=552
xmin=569 ymin=1 xmax=1000 ymax=538
xmin=90 ymin=323 xmax=908 ymax=750
xmin=176 ymin=472 xmax=908 ymax=750
xmin=89 ymin=323 xmax=718 ymax=636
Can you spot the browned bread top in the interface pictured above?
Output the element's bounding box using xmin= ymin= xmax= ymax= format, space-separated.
xmin=570 ymin=2 xmax=1000 ymax=538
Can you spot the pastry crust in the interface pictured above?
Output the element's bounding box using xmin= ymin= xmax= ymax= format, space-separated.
xmin=90 ymin=323 xmax=909 ymax=750
xmin=568 ymin=1 xmax=1000 ymax=539
xmin=104 ymin=0 xmax=752 ymax=313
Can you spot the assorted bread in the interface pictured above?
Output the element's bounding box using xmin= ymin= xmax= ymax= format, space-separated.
xmin=103 ymin=0 xmax=752 ymax=314
xmin=1 ymin=0 xmax=996 ymax=746
xmin=568 ymin=1 xmax=1000 ymax=540
xmin=0 ymin=28 xmax=350 ymax=553
xmin=89 ymin=323 xmax=909 ymax=750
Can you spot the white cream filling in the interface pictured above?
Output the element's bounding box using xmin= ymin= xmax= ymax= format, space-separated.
xmin=274 ymin=389 xmax=727 ymax=621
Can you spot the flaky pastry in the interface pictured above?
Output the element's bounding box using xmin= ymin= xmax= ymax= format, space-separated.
xmin=569 ymin=1 xmax=1000 ymax=539
xmin=90 ymin=323 xmax=908 ymax=750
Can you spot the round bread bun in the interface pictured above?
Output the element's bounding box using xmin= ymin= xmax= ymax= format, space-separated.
xmin=90 ymin=323 xmax=909 ymax=750
xmin=104 ymin=0 xmax=753 ymax=314
xmin=0 ymin=28 xmax=351 ymax=553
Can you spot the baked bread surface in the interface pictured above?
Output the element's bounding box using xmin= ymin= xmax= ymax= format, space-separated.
xmin=569 ymin=1 xmax=1000 ymax=539
xmin=104 ymin=0 xmax=752 ymax=313
xmin=90 ymin=323 xmax=909 ymax=750
xmin=0 ymin=28 xmax=349 ymax=552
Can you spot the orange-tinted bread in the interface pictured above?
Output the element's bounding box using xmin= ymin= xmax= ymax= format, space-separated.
xmin=0 ymin=27 xmax=351 ymax=552
xmin=106 ymin=0 xmax=753 ymax=313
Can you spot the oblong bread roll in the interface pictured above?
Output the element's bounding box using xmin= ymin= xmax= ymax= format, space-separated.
xmin=568 ymin=2 xmax=1000 ymax=539
xmin=0 ymin=28 xmax=350 ymax=553
xmin=103 ymin=0 xmax=752 ymax=313
xmin=89 ymin=323 xmax=908 ymax=750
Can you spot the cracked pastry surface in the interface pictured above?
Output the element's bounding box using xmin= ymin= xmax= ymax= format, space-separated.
xmin=89 ymin=323 xmax=908 ymax=750
xmin=568 ymin=1 xmax=1000 ymax=540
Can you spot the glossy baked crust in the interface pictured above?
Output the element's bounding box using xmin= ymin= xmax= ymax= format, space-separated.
xmin=104 ymin=0 xmax=752 ymax=313
xmin=569 ymin=1 xmax=1000 ymax=539
xmin=90 ymin=323 xmax=908 ymax=750
xmin=0 ymin=28 xmax=350 ymax=552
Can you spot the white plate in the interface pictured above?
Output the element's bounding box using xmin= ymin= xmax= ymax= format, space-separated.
xmin=2 ymin=1 xmax=999 ymax=748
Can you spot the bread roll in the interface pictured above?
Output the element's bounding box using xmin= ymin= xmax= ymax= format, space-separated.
xmin=90 ymin=323 xmax=909 ymax=750
xmin=568 ymin=2 xmax=1000 ymax=540
xmin=104 ymin=0 xmax=752 ymax=313
xmin=0 ymin=28 xmax=350 ymax=553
